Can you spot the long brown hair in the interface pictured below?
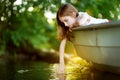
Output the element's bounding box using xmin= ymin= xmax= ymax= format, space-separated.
xmin=56 ymin=3 xmax=78 ymax=41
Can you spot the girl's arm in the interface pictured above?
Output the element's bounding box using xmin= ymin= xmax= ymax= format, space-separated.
xmin=59 ymin=38 xmax=67 ymax=74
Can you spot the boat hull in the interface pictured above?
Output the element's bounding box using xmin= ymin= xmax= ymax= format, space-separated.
xmin=72 ymin=21 xmax=120 ymax=73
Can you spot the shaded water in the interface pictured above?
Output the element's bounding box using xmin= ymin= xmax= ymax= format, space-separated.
xmin=0 ymin=57 xmax=120 ymax=80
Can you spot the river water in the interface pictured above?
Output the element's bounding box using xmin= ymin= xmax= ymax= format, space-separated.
xmin=0 ymin=56 xmax=120 ymax=80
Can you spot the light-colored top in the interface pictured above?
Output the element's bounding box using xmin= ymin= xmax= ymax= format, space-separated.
xmin=78 ymin=12 xmax=109 ymax=26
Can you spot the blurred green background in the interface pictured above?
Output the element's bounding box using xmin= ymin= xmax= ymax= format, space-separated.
xmin=0 ymin=0 xmax=120 ymax=56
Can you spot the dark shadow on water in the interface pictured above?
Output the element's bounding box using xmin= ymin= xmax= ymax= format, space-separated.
xmin=0 ymin=57 xmax=52 ymax=80
xmin=90 ymin=68 xmax=120 ymax=80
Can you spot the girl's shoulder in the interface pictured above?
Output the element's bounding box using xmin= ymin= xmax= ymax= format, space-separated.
xmin=78 ymin=12 xmax=89 ymax=18
xmin=78 ymin=12 xmax=89 ymax=17
xmin=78 ymin=12 xmax=88 ymax=15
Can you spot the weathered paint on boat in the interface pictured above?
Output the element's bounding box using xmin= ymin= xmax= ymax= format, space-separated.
xmin=72 ymin=20 xmax=120 ymax=74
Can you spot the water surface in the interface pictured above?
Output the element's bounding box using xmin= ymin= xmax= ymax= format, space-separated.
xmin=0 ymin=57 xmax=120 ymax=80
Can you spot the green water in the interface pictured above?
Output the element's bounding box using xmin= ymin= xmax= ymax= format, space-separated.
xmin=0 ymin=57 xmax=120 ymax=80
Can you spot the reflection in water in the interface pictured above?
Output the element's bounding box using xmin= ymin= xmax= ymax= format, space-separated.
xmin=49 ymin=57 xmax=91 ymax=80
xmin=50 ymin=57 xmax=120 ymax=80
xmin=0 ymin=57 xmax=120 ymax=80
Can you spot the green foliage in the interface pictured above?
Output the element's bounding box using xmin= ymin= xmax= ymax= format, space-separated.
xmin=72 ymin=0 xmax=120 ymax=20
xmin=0 ymin=0 xmax=120 ymax=53
xmin=0 ymin=0 xmax=59 ymax=51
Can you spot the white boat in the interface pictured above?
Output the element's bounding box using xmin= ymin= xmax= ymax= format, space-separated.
xmin=72 ymin=20 xmax=120 ymax=74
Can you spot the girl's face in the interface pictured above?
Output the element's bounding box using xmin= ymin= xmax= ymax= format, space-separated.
xmin=60 ymin=16 xmax=76 ymax=28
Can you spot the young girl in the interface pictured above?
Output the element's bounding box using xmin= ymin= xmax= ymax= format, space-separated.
xmin=56 ymin=3 xmax=109 ymax=74
xmin=57 ymin=3 xmax=109 ymax=40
